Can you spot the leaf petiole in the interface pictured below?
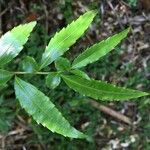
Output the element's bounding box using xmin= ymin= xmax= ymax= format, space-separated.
xmin=13 ymin=71 xmax=50 ymax=75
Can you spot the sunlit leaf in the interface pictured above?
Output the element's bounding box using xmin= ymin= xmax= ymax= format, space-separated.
xmin=0 ymin=21 xmax=36 ymax=66
xmin=40 ymin=10 xmax=97 ymax=69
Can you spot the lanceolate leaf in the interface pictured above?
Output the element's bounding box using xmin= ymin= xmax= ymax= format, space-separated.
xmin=0 ymin=69 xmax=13 ymax=85
xmin=40 ymin=10 xmax=97 ymax=69
xmin=0 ymin=22 xmax=36 ymax=66
xmin=14 ymin=77 xmax=87 ymax=139
xmin=62 ymin=75 xmax=149 ymax=101
xmin=46 ymin=72 xmax=61 ymax=89
xmin=72 ymin=28 xmax=130 ymax=69
xmin=22 ymin=56 xmax=39 ymax=73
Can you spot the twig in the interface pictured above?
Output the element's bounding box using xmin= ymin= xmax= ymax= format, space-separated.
xmin=42 ymin=0 xmax=49 ymax=35
xmin=19 ymin=0 xmax=28 ymax=14
xmin=90 ymin=100 xmax=132 ymax=125
xmin=0 ymin=7 xmax=9 ymax=17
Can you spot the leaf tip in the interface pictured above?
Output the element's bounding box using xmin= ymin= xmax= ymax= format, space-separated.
xmin=28 ymin=21 xmax=37 ymax=28
xmin=124 ymin=27 xmax=131 ymax=35
xmin=133 ymin=90 xmax=149 ymax=99
xmin=141 ymin=91 xmax=149 ymax=97
xmin=87 ymin=9 xmax=98 ymax=17
xmin=86 ymin=136 xmax=94 ymax=142
xmin=91 ymin=9 xmax=98 ymax=15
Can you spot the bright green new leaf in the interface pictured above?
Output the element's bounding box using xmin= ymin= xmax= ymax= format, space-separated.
xmin=14 ymin=77 xmax=87 ymax=139
xmin=46 ymin=72 xmax=61 ymax=89
xmin=40 ymin=10 xmax=97 ymax=69
xmin=70 ymin=69 xmax=90 ymax=80
xmin=55 ymin=57 xmax=71 ymax=71
xmin=22 ymin=56 xmax=39 ymax=73
xmin=62 ymin=75 xmax=149 ymax=101
xmin=0 ymin=69 xmax=13 ymax=85
xmin=0 ymin=21 xmax=36 ymax=66
xmin=72 ymin=28 xmax=130 ymax=68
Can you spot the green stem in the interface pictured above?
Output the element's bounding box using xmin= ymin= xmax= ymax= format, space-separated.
xmin=13 ymin=71 xmax=50 ymax=75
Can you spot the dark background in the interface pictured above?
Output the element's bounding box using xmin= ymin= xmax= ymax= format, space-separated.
xmin=0 ymin=0 xmax=150 ymax=149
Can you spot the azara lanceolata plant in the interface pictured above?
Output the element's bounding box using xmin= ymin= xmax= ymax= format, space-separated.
xmin=0 ymin=10 xmax=149 ymax=140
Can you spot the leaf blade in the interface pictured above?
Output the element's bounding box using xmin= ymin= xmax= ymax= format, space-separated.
xmin=72 ymin=28 xmax=130 ymax=68
xmin=0 ymin=21 xmax=36 ymax=66
xmin=14 ymin=77 xmax=87 ymax=139
xmin=55 ymin=57 xmax=71 ymax=71
xmin=46 ymin=72 xmax=61 ymax=89
xmin=22 ymin=56 xmax=39 ymax=73
xmin=62 ymin=75 xmax=148 ymax=101
xmin=70 ymin=69 xmax=90 ymax=80
xmin=40 ymin=10 xmax=97 ymax=69
xmin=0 ymin=69 xmax=13 ymax=85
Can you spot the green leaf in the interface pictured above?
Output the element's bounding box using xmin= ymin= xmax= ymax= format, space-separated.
xmin=0 ymin=69 xmax=13 ymax=85
xmin=72 ymin=28 xmax=130 ymax=68
xmin=0 ymin=21 xmax=36 ymax=66
xmin=14 ymin=77 xmax=87 ymax=139
xmin=69 ymin=98 xmax=88 ymax=107
xmin=22 ymin=56 xmax=39 ymax=73
xmin=46 ymin=72 xmax=61 ymax=89
xmin=40 ymin=10 xmax=97 ymax=69
xmin=55 ymin=57 xmax=71 ymax=71
xmin=62 ymin=75 xmax=149 ymax=101
xmin=0 ymin=119 xmax=10 ymax=133
xmin=0 ymin=84 xmax=7 ymax=91
xmin=70 ymin=69 xmax=90 ymax=80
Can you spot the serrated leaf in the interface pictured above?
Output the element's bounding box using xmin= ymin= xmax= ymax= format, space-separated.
xmin=70 ymin=69 xmax=90 ymax=80
xmin=62 ymin=75 xmax=149 ymax=101
xmin=72 ymin=28 xmax=130 ymax=68
xmin=40 ymin=10 xmax=97 ymax=69
xmin=14 ymin=77 xmax=87 ymax=139
xmin=0 ymin=69 xmax=13 ymax=85
xmin=55 ymin=57 xmax=71 ymax=71
xmin=46 ymin=72 xmax=61 ymax=89
xmin=22 ymin=56 xmax=39 ymax=73
xmin=0 ymin=21 xmax=36 ymax=66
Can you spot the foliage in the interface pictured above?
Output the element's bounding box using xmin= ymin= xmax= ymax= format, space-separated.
xmin=125 ymin=0 xmax=137 ymax=7
xmin=0 ymin=10 xmax=148 ymax=140
xmin=15 ymin=77 xmax=87 ymax=139
xmin=62 ymin=75 xmax=148 ymax=101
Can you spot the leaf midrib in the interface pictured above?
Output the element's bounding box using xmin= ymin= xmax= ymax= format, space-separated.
xmin=40 ymin=12 xmax=94 ymax=69
xmin=63 ymin=76 xmax=142 ymax=96
xmin=15 ymin=78 xmax=56 ymax=127
xmin=72 ymin=29 xmax=128 ymax=68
